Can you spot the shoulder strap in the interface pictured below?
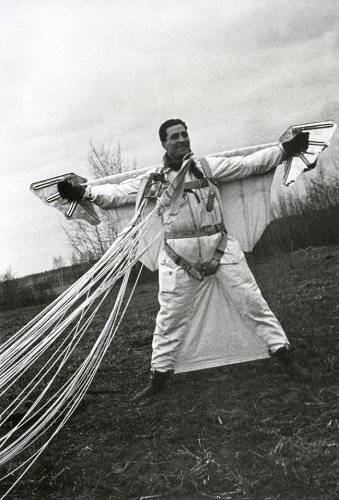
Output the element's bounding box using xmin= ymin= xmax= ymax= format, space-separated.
xmin=198 ymin=157 xmax=212 ymax=178
xmin=197 ymin=157 xmax=217 ymax=212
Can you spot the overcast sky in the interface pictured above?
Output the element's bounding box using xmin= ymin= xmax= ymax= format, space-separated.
xmin=1 ymin=0 xmax=338 ymax=277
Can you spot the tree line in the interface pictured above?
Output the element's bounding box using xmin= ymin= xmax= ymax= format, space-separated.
xmin=253 ymin=171 xmax=339 ymax=256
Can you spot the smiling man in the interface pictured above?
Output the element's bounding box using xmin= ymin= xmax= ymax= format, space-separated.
xmin=58 ymin=118 xmax=310 ymax=399
xmin=160 ymin=119 xmax=192 ymax=163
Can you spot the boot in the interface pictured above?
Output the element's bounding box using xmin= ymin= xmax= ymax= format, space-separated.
xmin=132 ymin=370 xmax=173 ymax=402
xmin=272 ymin=347 xmax=310 ymax=380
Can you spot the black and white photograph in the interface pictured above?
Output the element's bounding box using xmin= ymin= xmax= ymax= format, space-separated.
xmin=1 ymin=1 xmax=338 ymax=498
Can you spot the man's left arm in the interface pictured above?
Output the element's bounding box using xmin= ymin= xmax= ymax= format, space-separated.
xmin=206 ymin=132 xmax=309 ymax=182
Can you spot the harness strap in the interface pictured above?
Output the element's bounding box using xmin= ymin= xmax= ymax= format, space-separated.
xmin=135 ymin=177 xmax=151 ymax=212
xmin=198 ymin=157 xmax=217 ymax=212
xmin=164 ymin=242 xmax=204 ymax=281
xmin=165 ymin=222 xmax=225 ymax=240
xmin=184 ymin=178 xmax=218 ymax=190
xmin=162 ymin=156 xmax=194 ymax=217
xmin=164 ymin=231 xmax=228 ymax=281
xmin=200 ymin=232 xmax=228 ymax=276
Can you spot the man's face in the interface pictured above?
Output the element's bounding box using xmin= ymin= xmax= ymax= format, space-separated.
xmin=162 ymin=124 xmax=191 ymax=161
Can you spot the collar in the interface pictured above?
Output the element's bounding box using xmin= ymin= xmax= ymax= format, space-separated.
xmin=162 ymin=152 xmax=194 ymax=172
xmin=162 ymin=152 xmax=205 ymax=180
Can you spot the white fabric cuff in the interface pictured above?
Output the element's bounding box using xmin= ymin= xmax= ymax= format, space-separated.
xmin=83 ymin=185 xmax=93 ymax=200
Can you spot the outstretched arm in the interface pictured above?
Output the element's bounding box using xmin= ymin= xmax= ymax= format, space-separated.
xmin=84 ymin=175 xmax=144 ymax=209
xmin=207 ymin=132 xmax=309 ymax=183
xmin=58 ymin=171 xmax=154 ymax=210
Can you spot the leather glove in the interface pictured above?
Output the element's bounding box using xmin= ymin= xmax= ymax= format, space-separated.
xmin=57 ymin=180 xmax=86 ymax=201
xmin=282 ymin=132 xmax=309 ymax=156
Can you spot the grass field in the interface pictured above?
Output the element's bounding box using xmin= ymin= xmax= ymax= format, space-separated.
xmin=0 ymin=245 xmax=338 ymax=499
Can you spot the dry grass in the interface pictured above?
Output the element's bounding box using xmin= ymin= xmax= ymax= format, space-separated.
xmin=0 ymin=245 xmax=338 ymax=499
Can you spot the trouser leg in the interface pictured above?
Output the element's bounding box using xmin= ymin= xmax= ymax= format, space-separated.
xmin=216 ymin=257 xmax=289 ymax=353
xmin=151 ymin=256 xmax=199 ymax=372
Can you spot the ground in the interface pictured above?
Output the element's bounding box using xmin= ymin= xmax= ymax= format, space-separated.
xmin=0 ymin=245 xmax=338 ymax=499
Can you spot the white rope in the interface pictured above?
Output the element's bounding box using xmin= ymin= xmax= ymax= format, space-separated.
xmin=0 ymin=205 xmax=161 ymax=498
xmin=0 ymin=208 xmax=153 ymax=388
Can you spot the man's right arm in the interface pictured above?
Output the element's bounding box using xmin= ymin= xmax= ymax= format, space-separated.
xmin=58 ymin=170 xmax=154 ymax=210
xmin=84 ymin=175 xmax=144 ymax=209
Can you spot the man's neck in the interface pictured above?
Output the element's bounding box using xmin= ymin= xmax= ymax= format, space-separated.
xmin=163 ymin=152 xmax=193 ymax=171
xmin=163 ymin=153 xmax=183 ymax=171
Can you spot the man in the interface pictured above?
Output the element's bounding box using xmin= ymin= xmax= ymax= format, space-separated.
xmin=58 ymin=119 xmax=310 ymax=400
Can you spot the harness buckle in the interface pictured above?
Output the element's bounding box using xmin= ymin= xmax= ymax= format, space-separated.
xmin=186 ymin=265 xmax=204 ymax=281
xmin=143 ymin=173 xmax=168 ymax=199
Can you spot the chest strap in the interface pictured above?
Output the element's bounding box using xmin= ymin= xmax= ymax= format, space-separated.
xmin=184 ymin=177 xmax=218 ymax=190
xmin=165 ymin=222 xmax=225 ymax=240
xmin=164 ymin=231 xmax=228 ymax=281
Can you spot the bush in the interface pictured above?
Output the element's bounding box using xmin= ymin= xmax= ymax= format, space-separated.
xmin=254 ymin=173 xmax=339 ymax=256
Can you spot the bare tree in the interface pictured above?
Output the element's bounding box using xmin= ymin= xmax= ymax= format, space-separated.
xmin=0 ymin=267 xmax=18 ymax=310
xmin=0 ymin=267 xmax=16 ymax=281
xmin=62 ymin=142 xmax=137 ymax=263
xmin=88 ymin=141 xmax=125 ymax=177
xmin=52 ymin=255 xmax=65 ymax=286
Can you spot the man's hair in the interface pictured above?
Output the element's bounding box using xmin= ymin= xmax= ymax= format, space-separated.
xmin=159 ymin=119 xmax=187 ymax=142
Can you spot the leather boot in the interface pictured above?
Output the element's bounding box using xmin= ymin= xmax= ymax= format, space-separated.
xmin=132 ymin=370 xmax=173 ymax=402
xmin=272 ymin=347 xmax=310 ymax=380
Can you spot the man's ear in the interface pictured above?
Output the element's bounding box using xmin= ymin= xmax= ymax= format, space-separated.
xmin=161 ymin=141 xmax=167 ymax=151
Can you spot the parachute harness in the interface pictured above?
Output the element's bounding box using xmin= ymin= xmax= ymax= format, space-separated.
xmin=157 ymin=155 xmax=228 ymax=281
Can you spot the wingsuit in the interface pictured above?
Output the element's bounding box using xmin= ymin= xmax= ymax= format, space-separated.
xmin=58 ymin=120 xmax=310 ymax=399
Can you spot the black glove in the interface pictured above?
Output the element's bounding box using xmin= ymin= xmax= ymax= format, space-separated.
xmin=57 ymin=180 xmax=86 ymax=201
xmin=282 ymin=132 xmax=309 ymax=156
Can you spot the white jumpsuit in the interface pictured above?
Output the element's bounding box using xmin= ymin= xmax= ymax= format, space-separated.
xmin=85 ymin=145 xmax=290 ymax=372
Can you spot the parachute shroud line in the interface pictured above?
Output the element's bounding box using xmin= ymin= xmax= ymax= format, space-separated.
xmin=0 ymin=202 xmax=160 ymax=498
